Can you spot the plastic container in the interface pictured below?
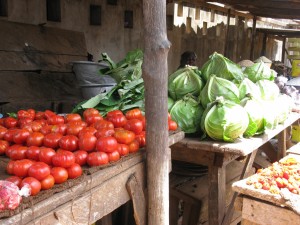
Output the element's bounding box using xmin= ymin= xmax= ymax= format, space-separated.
xmin=80 ymin=84 xmax=115 ymax=99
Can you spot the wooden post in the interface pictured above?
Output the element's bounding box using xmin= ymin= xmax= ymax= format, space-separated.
xmin=261 ymin=33 xmax=267 ymax=56
xmin=250 ymin=16 xmax=257 ymax=61
xmin=282 ymin=37 xmax=286 ymax=63
xmin=142 ymin=1 xmax=171 ymax=225
xmin=224 ymin=8 xmax=231 ymax=57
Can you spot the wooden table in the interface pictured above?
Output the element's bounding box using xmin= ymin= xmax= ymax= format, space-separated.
xmin=0 ymin=131 xmax=184 ymax=225
xmin=171 ymin=112 xmax=300 ymax=225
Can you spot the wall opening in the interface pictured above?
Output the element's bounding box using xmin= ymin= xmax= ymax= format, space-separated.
xmin=47 ymin=0 xmax=61 ymax=22
xmin=90 ymin=5 xmax=101 ymax=26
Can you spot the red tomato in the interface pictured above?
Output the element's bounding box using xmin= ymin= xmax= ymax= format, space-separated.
xmin=94 ymin=128 xmax=115 ymax=138
xmin=67 ymin=163 xmax=82 ymax=179
xmin=85 ymin=115 xmax=103 ymax=126
xmin=13 ymin=159 xmax=34 ymax=177
xmin=168 ymin=120 xmax=178 ymax=131
xmin=28 ymin=162 xmax=51 ymax=181
xmin=87 ymin=152 xmax=109 ymax=167
xmin=128 ymin=140 xmax=140 ymax=153
xmin=107 ymin=151 xmax=120 ymax=162
xmin=140 ymin=116 xmax=146 ymax=131
xmin=65 ymin=113 xmax=82 ymax=123
xmin=26 ymin=146 xmax=41 ymax=161
xmin=4 ymin=128 xmax=19 ymax=142
xmin=35 ymin=111 xmax=46 ymax=120
xmin=47 ymin=115 xmax=65 ymax=125
xmin=51 ymin=124 xmax=67 ymax=135
xmin=27 ymin=109 xmax=36 ymax=120
xmin=125 ymin=108 xmax=143 ymax=120
xmin=40 ymin=174 xmax=55 ymax=190
xmin=0 ymin=126 xmax=7 ymax=139
xmin=78 ymin=127 xmax=97 ymax=138
xmin=44 ymin=110 xmax=56 ymax=120
xmin=107 ymin=114 xmax=127 ymax=128
xmin=39 ymin=147 xmax=56 ymax=165
xmin=117 ymin=144 xmax=129 ymax=156
xmin=26 ymin=132 xmax=44 ymax=147
xmin=10 ymin=145 xmax=28 ymax=160
xmin=21 ymin=177 xmax=41 ymax=196
xmin=5 ymin=176 xmax=22 ymax=188
xmin=39 ymin=124 xmax=52 ymax=135
xmin=66 ymin=123 xmax=84 ymax=136
xmin=0 ymin=118 xmax=4 ymax=126
xmin=43 ymin=132 xmax=63 ymax=149
xmin=0 ymin=140 xmax=9 ymax=155
xmin=78 ymin=133 xmax=97 ymax=152
xmin=51 ymin=167 xmax=68 ymax=184
xmin=124 ymin=119 xmax=143 ymax=134
xmin=83 ymin=108 xmax=100 ymax=120
xmin=6 ymin=160 xmax=15 ymax=175
xmin=6 ymin=144 xmax=21 ymax=158
xmin=96 ymin=136 xmax=118 ymax=153
xmin=135 ymin=131 xmax=146 ymax=147
xmin=13 ymin=129 xmax=30 ymax=144
xmin=25 ymin=121 xmax=44 ymax=132
xmin=94 ymin=120 xmax=114 ymax=130
xmin=52 ymin=151 xmax=75 ymax=168
xmin=114 ymin=129 xmax=136 ymax=144
xmin=58 ymin=135 xmax=78 ymax=151
xmin=73 ymin=150 xmax=88 ymax=166
xmin=106 ymin=110 xmax=124 ymax=119
xmin=4 ymin=117 xmax=18 ymax=129
xmin=18 ymin=117 xmax=33 ymax=128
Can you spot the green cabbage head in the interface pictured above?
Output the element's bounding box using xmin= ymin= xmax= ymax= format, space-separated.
xmin=244 ymin=61 xmax=275 ymax=83
xmin=256 ymin=80 xmax=280 ymax=101
xmin=238 ymin=78 xmax=261 ymax=100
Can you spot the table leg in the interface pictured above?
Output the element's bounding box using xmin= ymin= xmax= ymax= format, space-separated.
xmin=277 ymin=128 xmax=287 ymax=160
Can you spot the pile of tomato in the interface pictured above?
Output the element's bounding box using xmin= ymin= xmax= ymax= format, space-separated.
xmin=246 ymin=157 xmax=300 ymax=195
xmin=0 ymin=108 xmax=178 ymax=197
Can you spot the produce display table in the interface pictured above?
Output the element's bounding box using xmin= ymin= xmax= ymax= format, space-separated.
xmin=170 ymin=112 xmax=300 ymax=225
xmin=0 ymin=131 xmax=184 ymax=225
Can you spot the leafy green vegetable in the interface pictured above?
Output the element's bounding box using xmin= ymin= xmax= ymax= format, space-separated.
xmin=256 ymin=80 xmax=280 ymax=101
xmin=244 ymin=61 xmax=275 ymax=83
xmin=238 ymin=78 xmax=261 ymax=100
xmin=168 ymin=97 xmax=175 ymax=111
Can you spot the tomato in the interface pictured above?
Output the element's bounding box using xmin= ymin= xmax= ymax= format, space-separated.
xmin=78 ymin=133 xmax=97 ymax=152
xmin=40 ymin=124 xmax=52 ymax=135
xmin=83 ymin=108 xmax=100 ymax=120
xmin=58 ymin=135 xmax=78 ymax=151
xmin=52 ymin=151 xmax=75 ymax=168
xmin=0 ymin=118 xmax=5 ymax=126
xmin=96 ymin=136 xmax=118 ymax=153
xmin=6 ymin=160 xmax=15 ymax=175
xmin=43 ymin=133 xmax=63 ymax=149
xmin=128 ymin=139 xmax=140 ymax=153
xmin=35 ymin=111 xmax=46 ymax=120
xmin=4 ymin=128 xmax=19 ymax=142
xmin=140 ymin=115 xmax=146 ymax=131
xmin=13 ymin=159 xmax=34 ymax=177
xmin=21 ymin=177 xmax=41 ymax=196
xmin=0 ymin=126 xmax=7 ymax=139
xmin=107 ymin=151 xmax=120 ymax=162
xmin=26 ymin=146 xmax=41 ymax=161
xmin=10 ymin=145 xmax=28 ymax=160
xmin=106 ymin=110 xmax=124 ymax=119
xmin=44 ymin=110 xmax=56 ymax=120
xmin=114 ymin=129 xmax=135 ymax=144
xmin=67 ymin=163 xmax=82 ymax=179
xmin=28 ymin=162 xmax=51 ymax=181
xmin=168 ymin=120 xmax=178 ymax=131
xmin=5 ymin=176 xmax=22 ymax=188
xmin=47 ymin=115 xmax=65 ymax=125
xmin=124 ymin=119 xmax=143 ymax=134
xmin=125 ymin=108 xmax=143 ymax=120
xmin=87 ymin=152 xmax=109 ymax=167
xmin=135 ymin=131 xmax=146 ymax=147
xmin=117 ymin=144 xmax=129 ymax=156
xmin=107 ymin=114 xmax=127 ymax=128
xmin=39 ymin=147 xmax=56 ymax=165
xmin=94 ymin=120 xmax=114 ymax=130
xmin=18 ymin=117 xmax=33 ymax=128
xmin=40 ymin=174 xmax=55 ymax=190
xmin=24 ymin=121 xmax=44 ymax=132
xmin=66 ymin=123 xmax=84 ymax=136
xmin=78 ymin=127 xmax=97 ymax=138
xmin=0 ymin=140 xmax=9 ymax=155
xmin=27 ymin=109 xmax=36 ymax=120
xmin=26 ymin=132 xmax=44 ymax=147
xmin=85 ymin=115 xmax=103 ymax=126
xmin=13 ymin=129 xmax=30 ymax=144
xmin=73 ymin=150 xmax=88 ymax=166
xmin=65 ymin=113 xmax=82 ymax=123
xmin=51 ymin=124 xmax=67 ymax=135
xmin=6 ymin=144 xmax=21 ymax=158
xmin=4 ymin=117 xmax=18 ymax=129
xmin=51 ymin=167 xmax=68 ymax=184
xmin=94 ymin=128 xmax=115 ymax=138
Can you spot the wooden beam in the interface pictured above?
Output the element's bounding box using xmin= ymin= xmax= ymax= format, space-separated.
xmin=282 ymin=37 xmax=286 ymax=63
xmin=260 ymin=33 xmax=267 ymax=56
xmin=224 ymin=8 xmax=231 ymax=57
xmin=250 ymin=16 xmax=257 ymax=60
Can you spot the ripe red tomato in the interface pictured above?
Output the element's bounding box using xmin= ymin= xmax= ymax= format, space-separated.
xmin=47 ymin=115 xmax=65 ymax=125
xmin=107 ymin=114 xmax=127 ymax=128
xmin=85 ymin=115 xmax=103 ymax=126
xmin=67 ymin=163 xmax=82 ymax=179
xmin=52 ymin=151 xmax=75 ymax=168
xmin=17 ymin=109 xmax=31 ymax=119
xmin=66 ymin=123 xmax=84 ymax=136
xmin=24 ymin=121 xmax=44 ymax=132
xmin=28 ymin=162 xmax=51 ymax=181
xmin=83 ymin=108 xmax=100 ymax=120
xmin=0 ymin=140 xmax=9 ymax=155
xmin=135 ymin=131 xmax=146 ymax=147
xmin=59 ymin=135 xmax=78 ymax=151
xmin=107 ymin=151 xmax=120 ymax=162
xmin=51 ymin=167 xmax=68 ymax=184
xmin=96 ymin=136 xmax=118 ymax=153
xmin=65 ymin=113 xmax=82 ymax=123
xmin=13 ymin=159 xmax=34 ymax=177
xmin=128 ymin=140 xmax=140 ymax=153
xmin=13 ymin=129 xmax=30 ymax=144
xmin=4 ymin=117 xmax=18 ymax=129
xmin=39 ymin=147 xmax=56 ymax=165
xmin=40 ymin=174 xmax=55 ymax=190
xmin=26 ymin=146 xmax=41 ymax=161
xmin=94 ymin=128 xmax=115 ymax=138
xmin=0 ymin=126 xmax=7 ymax=139
xmin=78 ymin=133 xmax=97 ymax=152
xmin=43 ymin=133 xmax=63 ymax=149
xmin=94 ymin=120 xmax=114 ymax=130
xmin=78 ymin=127 xmax=97 ymax=138
xmin=35 ymin=111 xmax=46 ymax=120
xmin=168 ymin=120 xmax=178 ymax=131
xmin=51 ymin=124 xmax=67 ymax=135
xmin=73 ymin=150 xmax=88 ymax=166
xmin=18 ymin=117 xmax=33 ymax=128
xmin=124 ymin=119 xmax=143 ymax=134
xmin=114 ymin=129 xmax=136 ymax=144
xmin=6 ymin=160 xmax=15 ymax=175
xmin=40 ymin=124 xmax=52 ymax=135
xmin=44 ymin=110 xmax=56 ymax=120
xmin=125 ymin=108 xmax=143 ymax=120
xmin=27 ymin=109 xmax=36 ymax=120
xmin=4 ymin=128 xmax=19 ymax=142
xmin=6 ymin=144 xmax=21 ymax=158
xmin=21 ymin=177 xmax=41 ymax=196
xmin=106 ymin=110 xmax=124 ymax=119
xmin=5 ymin=176 xmax=22 ymax=188
xmin=87 ymin=152 xmax=109 ymax=167
xmin=140 ymin=116 xmax=146 ymax=131
xmin=117 ymin=144 xmax=129 ymax=156
xmin=9 ymin=145 xmax=28 ymax=160
xmin=26 ymin=132 xmax=44 ymax=147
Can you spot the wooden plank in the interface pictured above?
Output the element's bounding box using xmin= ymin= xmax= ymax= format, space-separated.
xmin=277 ymin=129 xmax=287 ymax=160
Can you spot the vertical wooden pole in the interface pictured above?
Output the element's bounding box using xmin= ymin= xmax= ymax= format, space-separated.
xmin=143 ymin=0 xmax=171 ymax=225
xmin=224 ymin=8 xmax=231 ymax=57
xmin=261 ymin=33 xmax=267 ymax=56
xmin=282 ymin=37 xmax=286 ymax=63
xmin=250 ymin=16 xmax=257 ymax=61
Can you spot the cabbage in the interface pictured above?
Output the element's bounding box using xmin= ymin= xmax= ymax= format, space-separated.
xmin=240 ymin=97 xmax=265 ymax=137
xmin=244 ymin=61 xmax=275 ymax=83
xmin=201 ymin=97 xmax=249 ymax=142
xmin=201 ymin=52 xmax=244 ymax=82
xmin=238 ymin=78 xmax=261 ymax=100
xmin=274 ymin=94 xmax=294 ymax=124
xmin=168 ymin=97 xmax=175 ymax=111
xmin=199 ymin=75 xmax=240 ymax=108
xmin=170 ymin=94 xmax=204 ymax=133
xmin=262 ymin=100 xmax=280 ymax=130
xmin=256 ymin=80 xmax=280 ymax=101
xmin=168 ymin=66 xmax=203 ymax=100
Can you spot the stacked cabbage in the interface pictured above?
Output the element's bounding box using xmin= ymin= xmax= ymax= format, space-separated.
xmin=168 ymin=52 xmax=294 ymax=142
